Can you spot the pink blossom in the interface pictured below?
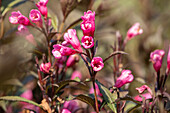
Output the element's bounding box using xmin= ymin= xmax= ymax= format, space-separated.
xmin=90 ymin=83 xmax=102 ymax=96
xmin=17 ymin=25 xmax=37 ymax=46
xmin=29 ymin=9 xmax=42 ymax=27
xmin=63 ymin=100 xmax=79 ymax=112
xmin=18 ymin=15 xmax=31 ymax=26
xmin=36 ymin=1 xmax=48 ymax=17
xmin=52 ymin=44 xmax=77 ymax=59
xmin=71 ymin=70 xmax=82 ymax=80
xmin=66 ymin=54 xmax=79 ymax=67
xmin=114 ymin=70 xmax=134 ymax=88
xmin=81 ymin=10 xmax=95 ymax=22
xmin=9 ymin=11 xmax=22 ymax=24
xmin=126 ymin=23 xmax=143 ymax=40
xmin=91 ymin=57 xmax=104 ymax=71
xmin=134 ymin=93 xmax=152 ymax=102
xmin=61 ymin=109 xmax=71 ymax=113
xmin=40 ymin=62 xmax=51 ymax=73
xmin=20 ymin=90 xmax=33 ymax=105
xmin=81 ymin=21 xmax=95 ymax=37
xmin=136 ymin=85 xmax=152 ymax=95
xmin=81 ymin=36 xmax=94 ymax=49
xmin=64 ymin=29 xmax=82 ymax=52
xmin=167 ymin=45 xmax=170 ymax=73
xmin=150 ymin=49 xmax=165 ymax=72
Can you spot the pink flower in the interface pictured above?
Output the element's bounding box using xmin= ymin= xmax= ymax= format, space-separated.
xmin=63 ymin=100 xmax=79 ymax=112
xmin=136 ymin=85 xmax=152 ymax=95
xmin=126 ymin=23 xmax=143 ymax=40
xmin=20 ymin=90 xmax=33 ymax=105
xmin=64 ymin=29 xmax=82 ymax=52
xmin=114 ymin=70 xmax=134 ymax=88
xmin=81 ymin=10 xmax=95 ymax=22
xmin=17 ymin=25 xmax=36 ymax=46
xmin=18 ymin=15 xmax=31 ymax=26
xmin=52 ymin=44 xmax=77 ymax=59
xmin=150 ymin=49 xmax=165 ymax=72
xmin=81 ymin=36 xmax=94 ymax=49
xmin=40 ymin=62 xmax=51 ymax=73
xmin=36 ymin=0 xmax=48 ymax=17
xmin=66 ymin=54 xmax=79 ymax=67
xmin=90 ymin=83 xmax=102 ymax=96
xmin=134 ymin=93 xmax=152 ymax=102
xmin=29 ymin=9 xmax=42 ymax=27
xmin=91 ymin=57 xmax=104 ymax=71
xmin=71 ymin=71 xmax=82 ymax=80
xmin=167 ymin=45 xmax=170 ymax=73
xmin=81 ymin=21 xmax=95 ymax=37
xmin=9 ymin=11 xmax=22 ymax=24
xmin=61 ymin=109 xmax=71 ymax=113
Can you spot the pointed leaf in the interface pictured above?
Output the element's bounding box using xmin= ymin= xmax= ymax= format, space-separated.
xmin=117 ymin=96 xmax=142 ymax=105
xmin=75 ymin=94 xmax=95 ymax=110
xmin=0 ymin=96 xmax=42 ymax=108
xmin=96 ymin=80 xmax=117 ymax=113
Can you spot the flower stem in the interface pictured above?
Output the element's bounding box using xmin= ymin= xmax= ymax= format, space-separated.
xmin=92 ymin=77 xmax=99 ymax=113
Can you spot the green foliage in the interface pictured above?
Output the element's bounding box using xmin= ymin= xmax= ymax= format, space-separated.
xmin=96 ymin=80 xmax=117 ymax=113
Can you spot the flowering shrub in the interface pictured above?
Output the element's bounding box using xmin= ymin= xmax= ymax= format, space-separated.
xmin=0 ymin=0 xmax=169 ymax=113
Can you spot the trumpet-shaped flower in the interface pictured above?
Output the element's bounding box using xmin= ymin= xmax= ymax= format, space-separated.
xmin=127 ymin=23 xmax=143 ymax=40
xmin=81 ymin=36 xmax=94 ymax=49
xmin=64 ymin=29 xmax=82 ymax=52
xmin=61 ymin=109 xmax=71 ymax=113
xmin=29 ymin=9 xmax=42 ymax=27
xmin=134 ymin=93 xmax=152 ymax=102
xmin=18 ymin=15 xmax=31 ymax=26
xmin=9 ymin=11 xmax=22 ymax=24
xmin=66 ymin=54 xmax=79 ymax=67
xmin=114 ymin=70 xmax=134 ymax=88
xmin=136 ymin=85 xmax=152 ymax=95
xmin=52 ymin=44 xmax=77 ymax=59
xmin=63 ymin=100 xmax=79 ymax=113
xmin=81 ymin=21 xmax=95 ymax=37
xmin=40 ymin=62 xmax=51 ymax=73
xmin=91 ymin=57 xmax=104 ymax=71
xmin=150 ymin=49 xmax=165 ymax=72
xmin=36 ymin=0 xmax=48 ymax=17
xmin=81 ymin=10 xmax=95 ymax=22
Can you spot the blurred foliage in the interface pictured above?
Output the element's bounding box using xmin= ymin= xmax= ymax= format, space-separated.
xmin=0 ymin=0 xmax=170 ymax=112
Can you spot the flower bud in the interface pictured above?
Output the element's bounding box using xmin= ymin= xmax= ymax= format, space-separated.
xmin=63 ymin=100 xmax=79 ymax=112
xmin=61 ymin=109 xmax=71 ymax=113
xmin=9 ymin=11 xmax=22 ymax=24
xmin=91 ymin=57 xmax=104 ymax=72
xmin=71 ymin=70 xmax=82 ymax=80
xmin=150 ymin=49 xmax=165 ymax=72
xmin=36 ymin=1 xmax=48 ymax=17
xmin=81 ymin=36 xmax=94 ymax=49
xmin=40 ymin=62 xmax=51 ymax=73
xmin=64 ymin=29 xmax=82 ymax=52
xmin=114 ymin=70 xmax=134 ymax=88
xmin=66 ymin=54 xmax=79 ymax=67
xmin=167 ymin=45 xmax=170 ymax=73
xmin=126 ymin=23 xmax=143 ymax=40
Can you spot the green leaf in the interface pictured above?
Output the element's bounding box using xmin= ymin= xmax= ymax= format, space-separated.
xmin=75 ymin=94 xmax=96 ymax=110
xmin=2 ymin=78 xmax=23 ymax=86
xmin=96 ymin=80 xmax=117 ymax=113
xmin=55 ymin=80 xmax=87 ymax=94
xmin=48 ymin=10 xmax=59 ymax=31
xmin=0 ymin=96 xmax=42 ymax=108
xmin=0 ymin=101 xmax=7 ymax=112
xmin=117 ymin=96 xmax=142 ymax=105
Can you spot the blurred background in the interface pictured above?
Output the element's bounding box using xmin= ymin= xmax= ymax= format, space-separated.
xmin=0 ymin=0 xmax=170 ymax=112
